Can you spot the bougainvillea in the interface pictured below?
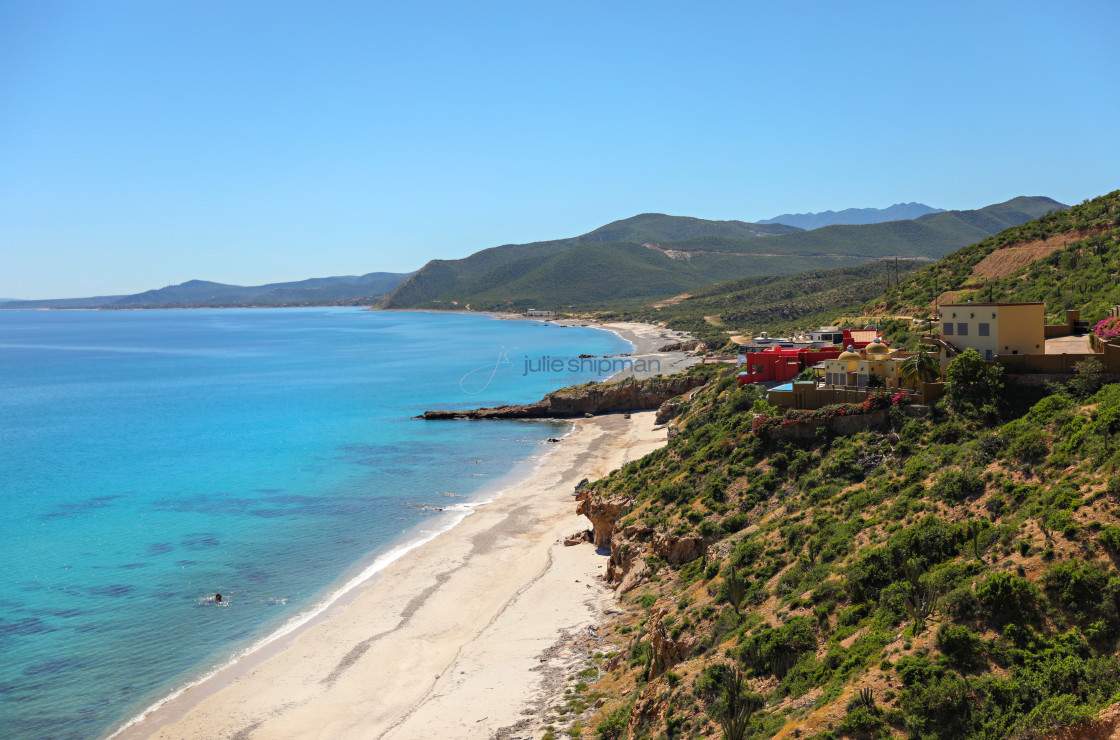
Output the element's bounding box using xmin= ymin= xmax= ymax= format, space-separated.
xmin=1093 ymin=317 xmax=1120 ymax=341
xmin=750 ymin=392 xmax=900 ymax=436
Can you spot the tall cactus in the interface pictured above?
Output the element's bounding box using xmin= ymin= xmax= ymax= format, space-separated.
xmin=718 ymin=665 xmax=762 ymax=740
xmin=727 ymin=568 xmax=747 ymax=614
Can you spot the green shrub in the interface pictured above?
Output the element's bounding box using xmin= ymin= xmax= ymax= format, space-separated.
xmin=936 ymin=624 xmax=985 ymax=671
xmin=932 ymin=469 xmax=985 ymax=503
xmin=1100 ymin=525 xmax=1120 ymax=553
xmin=838 ymin=704 xmax=886 ymax=735
xmin=1008 ymin=428 xmax=1050 ymax=466
xmin=1043 ymin=561 xmax=1120 ymax=628
xmin=723 ymin=513 xmax=749 ymax=533
xmin=698 ymin=519 xmax=723 ymax=539
xmin=975 ymin=572 xmax=1040 ymax=628
xmin=596 ymin=702 xmax=631 ymax=739
xmin=899 ymin=672 xmax=971 ymax=738
xmin=740 ymin=617 xmax=817 ymax=678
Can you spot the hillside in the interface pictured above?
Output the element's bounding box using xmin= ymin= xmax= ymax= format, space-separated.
xmin=608 ymin=260 xmax=925 ymax=347
xmin=544 ymin=360 xmax=1120 ymax=740
xmin=759 ymin=203 xmax=945 ymax=230
xmin=869 ymin=190 xmax=1120 ymax=322
xmin=0 ymin=272 xmax=412 ymax=309
xmin=379 ymin=215 xmax=804 ymax=310
xmin=380 ymin=197 xmax=1064 ymax=312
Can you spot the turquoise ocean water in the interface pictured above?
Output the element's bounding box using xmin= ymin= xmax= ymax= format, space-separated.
xmin=0 ymin=308 xmax=631 ymax=740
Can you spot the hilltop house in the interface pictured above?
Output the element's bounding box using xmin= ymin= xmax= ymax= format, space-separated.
xmin=934 ymin=302 xmax=1045 ymax=363
xmin=927 ymin=303 xmax=1119 ymax=375
xmin=769 ymin=302 xmax=1120 ymax=412
xmin=736 ymin=345 xmax=843 ymax=385
xmin=822 ymin=338 xmax=911 ymax=391
xmin=810 ymin=326 xmax=844 ymax=344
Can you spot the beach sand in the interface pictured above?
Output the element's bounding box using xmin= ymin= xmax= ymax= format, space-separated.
xmin=593 ymin=320 xmax=697 ymax=380
xmin=118 ymin=411 xmax=665 ymax=740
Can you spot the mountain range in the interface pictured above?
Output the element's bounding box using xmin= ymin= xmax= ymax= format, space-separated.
xmin=2 ymin=196 xmax=1066 ymax=312
xmin=758 ymin=201 xmax=945 ymax=229
xmin=0 ymin=272 xmax=412 ymax=310
xmin=379 ymin=196 xmax=1065 ymax=312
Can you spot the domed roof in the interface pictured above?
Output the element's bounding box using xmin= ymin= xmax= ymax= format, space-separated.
xmin=864 ymin=337 xmax=890 ymax=355
xmin=838 ymin=345 xmax=861 ymax=361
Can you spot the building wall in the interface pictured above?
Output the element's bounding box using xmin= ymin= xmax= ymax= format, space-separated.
xmin=996 ymin=303 xmax=1045 ymax=356
xmin=939 ymin=303 xmax=1044 ymax=360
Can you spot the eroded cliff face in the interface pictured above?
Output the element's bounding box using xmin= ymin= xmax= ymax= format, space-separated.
xmin=576 ymin=489 xmax=705 ymax=595
xmin=575 ymin=491 xmax=630 ymax=549
xmin=421 ymin=375 xmax=707 ymax=420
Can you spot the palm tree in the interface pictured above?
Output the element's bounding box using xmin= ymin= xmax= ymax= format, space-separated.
xmin=900 ymin=346 xmax=941 ymax=387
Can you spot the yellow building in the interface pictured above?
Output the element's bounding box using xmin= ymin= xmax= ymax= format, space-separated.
xmin=937 ymin=302 xmax=1045 ymax=361
xmin=823 ymin=339 xmax=913 ymax=391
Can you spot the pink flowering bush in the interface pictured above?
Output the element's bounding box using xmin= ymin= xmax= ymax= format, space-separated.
xmin=751 ymin=392 xmax=900 ymax=436
xmin=1094 ymin=317 xmax=1120 ymax=341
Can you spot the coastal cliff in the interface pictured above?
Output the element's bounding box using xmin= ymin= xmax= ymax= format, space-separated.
xmin=420 ymin=374 xmax=707 ymax=420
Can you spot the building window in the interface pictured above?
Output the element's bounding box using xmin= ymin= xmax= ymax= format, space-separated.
xmin=957 ymin=323 xmax=968 ymax=336
xmin=985 ymin=349 xmax=994 ymax=360
xmin=978 ymin=323 xmax=990 ymax=336
xmin=942 ymin=322 xmax=953 ymax=336
xmin=857 ymin=374 xmax=867 ymax=388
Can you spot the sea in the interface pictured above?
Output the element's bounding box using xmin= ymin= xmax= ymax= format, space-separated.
xmin=0 ymin=307 xmax=632 ymax=740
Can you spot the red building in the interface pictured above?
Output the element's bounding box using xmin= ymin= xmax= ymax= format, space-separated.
xmin=736 ymin=346 xmax=844 ymax=386
xmin=842 ymin=329 xmax=880 ymax=349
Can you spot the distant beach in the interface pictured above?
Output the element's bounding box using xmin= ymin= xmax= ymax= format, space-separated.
xmin=116 ymin=411 xmax=668 ymax=740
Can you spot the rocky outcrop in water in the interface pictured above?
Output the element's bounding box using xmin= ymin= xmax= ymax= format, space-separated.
xmin=420 ymin=375 xmax=707 ymax=420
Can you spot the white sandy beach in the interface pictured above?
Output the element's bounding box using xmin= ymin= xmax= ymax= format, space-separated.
xmin=117 ymin=411 xmax=666 ymax=740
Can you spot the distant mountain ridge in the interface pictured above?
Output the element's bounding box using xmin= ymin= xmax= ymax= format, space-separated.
xmin=0 ymin=272 xmax=413 ymax=309
xmin=759 ymin=202 xmax=945 ymax=230
xmin=379 ymin=196 xmax=1066 ymax=312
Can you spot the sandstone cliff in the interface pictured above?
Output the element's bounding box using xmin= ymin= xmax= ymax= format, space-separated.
xmin=575 ymin=487 xmax=705 ymax=595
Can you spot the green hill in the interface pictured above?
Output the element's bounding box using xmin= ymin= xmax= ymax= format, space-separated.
xmin=557 ymin=362 xmax=1120 ymax=739
xmin=574 ymin=213 xmax=803 ymax=243
xmin=872 ymin=190 xmax=1120 ymax=322
xmin=380 ymin=198 xmax=1064 ymax=312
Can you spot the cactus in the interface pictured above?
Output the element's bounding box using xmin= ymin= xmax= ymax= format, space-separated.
xmin=727 ymin=569 xmax=747 ymax=614
xmin=859 ymin=687 xmax=874 ymax=707
xmin=972 ymin=521 xmax=988 ymax=562
xmin=905 ymin=580 xmax=939 ymax=634
xmin=718 ymin=665 xmax=762 ymax=740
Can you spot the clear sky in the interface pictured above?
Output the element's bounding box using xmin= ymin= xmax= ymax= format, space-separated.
xmin=2 ymin=1 xmax=1117 ymax=299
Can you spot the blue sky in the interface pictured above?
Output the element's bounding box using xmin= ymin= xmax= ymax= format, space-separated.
xmin=2 ymin=1 xmax=1117 ymax=299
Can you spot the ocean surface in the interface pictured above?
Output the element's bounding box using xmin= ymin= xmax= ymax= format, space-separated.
xmin=0 ymin=308 xmax=632 ymax=740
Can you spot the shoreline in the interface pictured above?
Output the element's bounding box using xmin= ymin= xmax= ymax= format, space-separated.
xmin=116 ymin=411 xmax=667 ymax=740
xmin=103 ymin=433 xmax=569 ymax=740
